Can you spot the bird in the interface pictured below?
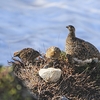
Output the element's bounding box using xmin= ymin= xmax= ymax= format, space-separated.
xmin=65 ymin=25 xmax=100 ymax=60
xmin=14 ymin=48 xmax=41 ymax=65
xmin=45 ymin=46 xmax=61 ymax=59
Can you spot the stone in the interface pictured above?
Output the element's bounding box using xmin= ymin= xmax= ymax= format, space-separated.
xmin=39 ymin=68 xmax=61 ymax=83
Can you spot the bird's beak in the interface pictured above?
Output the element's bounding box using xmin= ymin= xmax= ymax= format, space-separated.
xmin=66 ymin=26 xmax=68 ymax=28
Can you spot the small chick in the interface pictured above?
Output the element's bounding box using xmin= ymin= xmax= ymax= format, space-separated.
xmin=45 ymin=46 xmax=61 ymax=59
xmin=14 ymin=48 xmax=41 ymax=65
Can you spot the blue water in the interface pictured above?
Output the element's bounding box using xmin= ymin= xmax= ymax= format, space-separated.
xmin=0 ymin=0 xmax=100 ymax=65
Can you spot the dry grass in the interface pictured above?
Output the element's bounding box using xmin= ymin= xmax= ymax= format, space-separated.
xmin=10 ymin=53 xmax=100 ymax=100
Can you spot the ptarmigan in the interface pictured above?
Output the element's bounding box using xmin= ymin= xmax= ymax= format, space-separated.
xmin=65 ymin=25 xmax=100 ymax=60
xmin=45 ymin=46 xmax=61 ymax=59
xmin=14 ymin=48 xmax=41 ymax=65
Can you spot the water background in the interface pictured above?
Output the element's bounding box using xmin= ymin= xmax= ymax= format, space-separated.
xmin=0 ymin=0 xmax=100 ymax=66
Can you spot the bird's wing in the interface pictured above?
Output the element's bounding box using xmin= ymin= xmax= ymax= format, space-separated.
xmin=76 ymin=37 xmax=99 ymax=57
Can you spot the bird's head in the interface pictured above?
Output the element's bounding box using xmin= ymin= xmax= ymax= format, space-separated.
xmin=14 ymin=51 xmax=20 ymax=57
xmin=35 ymin=51 xmax=41 ymax=56
xmin=66 ymin=25 xmax=75 ymax=32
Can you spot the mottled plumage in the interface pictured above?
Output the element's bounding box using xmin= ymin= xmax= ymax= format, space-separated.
xmin=46 ymin=46 xmax=61 ymax=59
xmin=65 ymin=25 xmax=100 ymax=60
xmin=14 ymin=48 xmax=41 ymax=65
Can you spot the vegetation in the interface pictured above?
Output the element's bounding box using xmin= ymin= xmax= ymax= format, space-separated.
xmin=0 ymin=66 xmax=33 ymax=100
xmin=1 ymin=51 xmax=100 ymax=100
xmin=11 ymin=55 xmax=100 ymax=100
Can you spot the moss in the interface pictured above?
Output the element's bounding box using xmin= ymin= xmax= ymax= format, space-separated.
xmin=59 ymin=51 xmax=67 ymax=60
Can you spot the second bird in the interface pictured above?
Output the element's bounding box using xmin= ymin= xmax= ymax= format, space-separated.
xmin=45 ymin=46 xmax=61 ymax=59
xmin=14 ymin=48 xmax=41 ymax=65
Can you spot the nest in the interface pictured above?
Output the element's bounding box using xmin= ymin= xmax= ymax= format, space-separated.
xmin=10 ymin=56 xmax=100 ymax=100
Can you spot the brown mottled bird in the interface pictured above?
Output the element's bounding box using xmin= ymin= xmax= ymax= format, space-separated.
xmin=65 ymin=25 xmax=100 ymax=60
xmin=45 ymin=46 xmax=61 ymax=59
xmin=14 ymin=48 xmax=41 ymax=65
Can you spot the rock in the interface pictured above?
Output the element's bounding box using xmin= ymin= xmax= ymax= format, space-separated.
xmin=60 ymin=96 xmax=69 ymax=100
xmin=52 ymin=96 xmax=69 ymax=100
xmin=39 ymin=68 xmax=62 ymax=83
